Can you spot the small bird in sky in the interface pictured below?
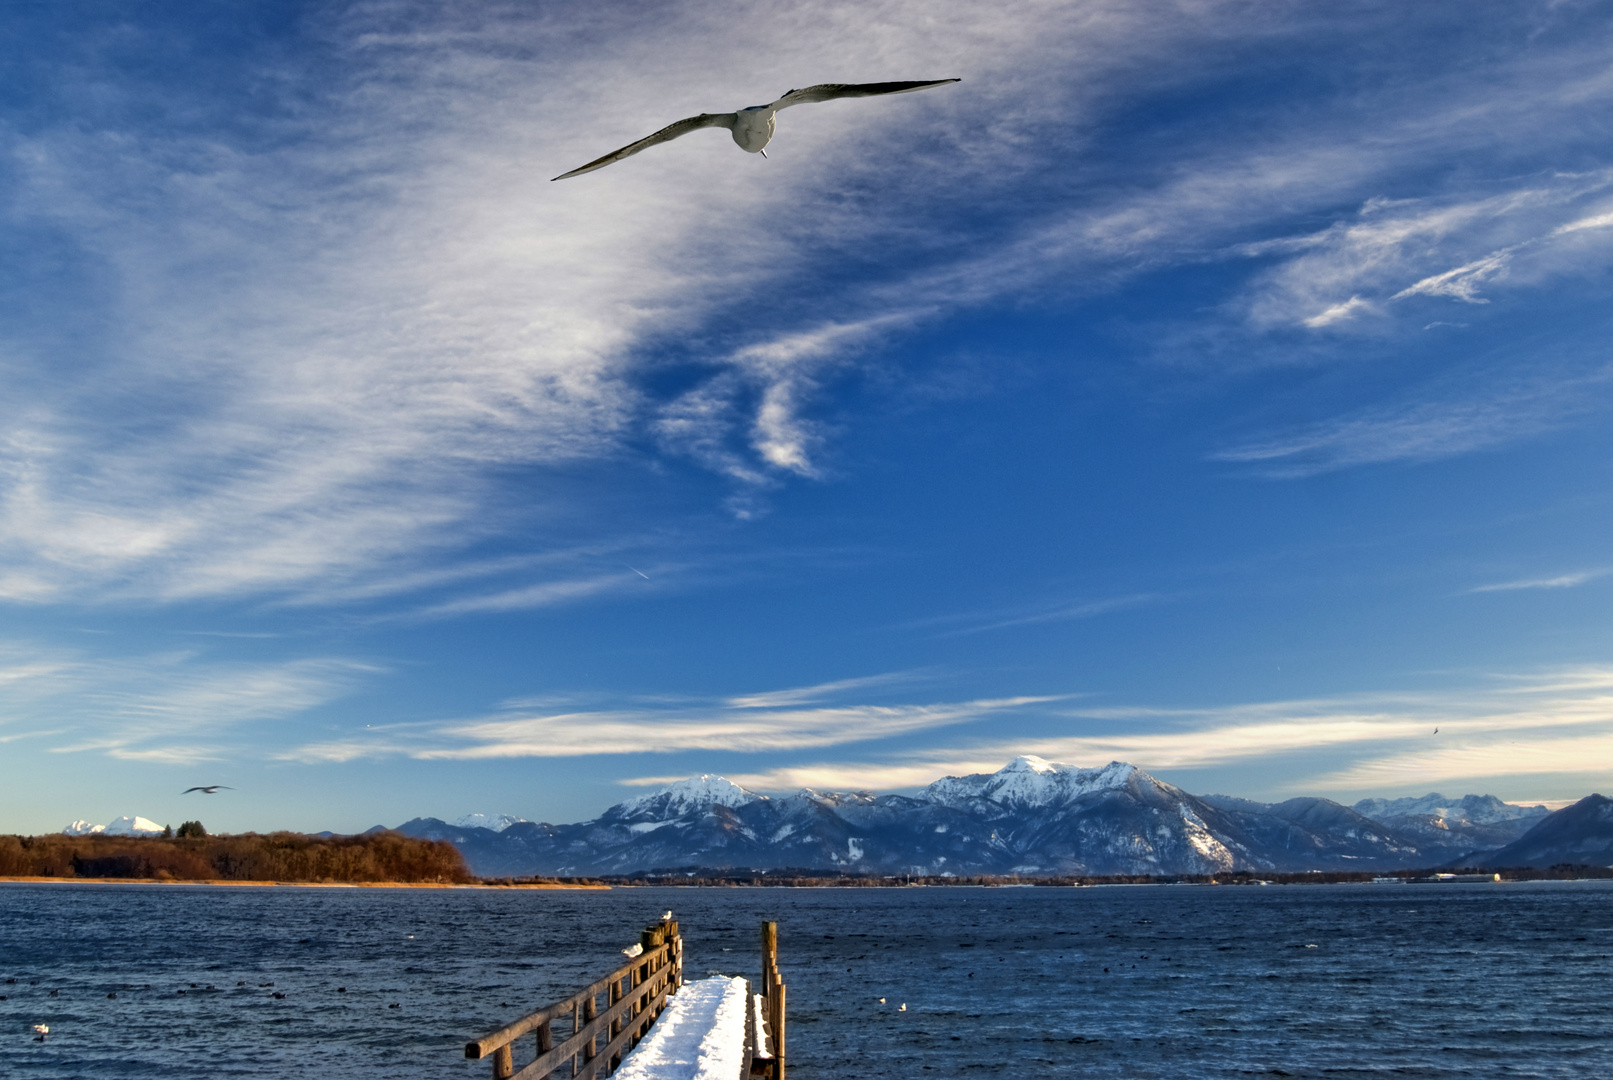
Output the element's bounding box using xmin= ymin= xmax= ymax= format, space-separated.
xmin=1433 ymin=727 xmax=1439 ymax=734
xmin=181 ymin=785 xmax=233 ymax=794
xmin=553 ymin=79 xmax=960 ymax=180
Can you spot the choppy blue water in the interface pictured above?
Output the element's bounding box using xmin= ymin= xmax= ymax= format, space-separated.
xmin=2 ymin=880 xmax=1609 ymax=1079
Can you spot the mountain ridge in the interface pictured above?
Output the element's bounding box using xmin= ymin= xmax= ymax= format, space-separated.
xmin=391 ymin=757 xmax=1586 ymax=877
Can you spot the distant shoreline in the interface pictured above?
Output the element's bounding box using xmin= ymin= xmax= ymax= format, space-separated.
xmin=0 ymin=876 xmax=609 ymax=889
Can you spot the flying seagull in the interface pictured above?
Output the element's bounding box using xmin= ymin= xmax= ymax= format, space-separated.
xmin=552 ymin=79 xmax=960 ymax=180
xmin=182 ymin=785 xmax=233 ymax=795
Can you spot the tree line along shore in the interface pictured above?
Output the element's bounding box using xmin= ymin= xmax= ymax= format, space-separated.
xmin=5 ymin=833 xmax=1608 ymax=887
xmin=0 ymin=830 xmax=472 ymax=884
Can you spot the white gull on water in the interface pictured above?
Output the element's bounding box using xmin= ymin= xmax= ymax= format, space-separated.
xmin=552 ymin=79 xmax=959 ymax=180
xmin=611 ymin=977 xmax=750 ymax=1080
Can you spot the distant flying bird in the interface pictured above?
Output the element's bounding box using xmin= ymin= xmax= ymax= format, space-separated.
xmin=1433 ymin=728 xmax=1439 ymax=735
xmin=552 ymin=79 xmax=960 ymax=180
xmin=181 ymin=785 xmax=233 ymax=795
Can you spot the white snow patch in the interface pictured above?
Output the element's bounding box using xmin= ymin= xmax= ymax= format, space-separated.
xmin=848 ymin=838 xmax=864 ymax=861
xmin=613 ymin=976 xmax=748 ymax=1080
xmin=750 ymin=993 xmax=772 ymax=1057
xmin=62 ymin=820 xmax=106 ymax=836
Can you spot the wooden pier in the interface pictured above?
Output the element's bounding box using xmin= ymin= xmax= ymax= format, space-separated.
xmin=467 ymin=919 xmax=787 ymax=1080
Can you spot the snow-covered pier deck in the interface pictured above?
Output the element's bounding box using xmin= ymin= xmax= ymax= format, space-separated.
xmin=465 ymin=919 xmax=786 ymax=1080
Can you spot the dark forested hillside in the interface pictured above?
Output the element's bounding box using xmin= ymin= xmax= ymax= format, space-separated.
xmin=0 ymin=831 xmax=471 ymax=883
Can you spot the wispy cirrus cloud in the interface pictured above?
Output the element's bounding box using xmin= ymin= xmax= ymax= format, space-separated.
xmin=0 ymin=640 xmax=373 ymax=762
xmin=282 ymin=689 xmax=1057 ymax=763
xmin=1241 ymin=173 xmax=1613 ymax=330
xmin=7 ymin=2 xmax=1612 ymax=611
xmin=714 ymin=665 xmax=1613 ymax=796
xmin=1468 ymin=569 xmax=1609 ymax=593
xmin=1213 ymin=364 xmax=1613 ymax=477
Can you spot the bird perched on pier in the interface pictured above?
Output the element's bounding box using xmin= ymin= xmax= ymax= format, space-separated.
xmin=622 ymin=943 xmax=644 ymax=959
xmin=181 ymin=785 xmax=232 ymax=794
xmin=552 ymin=79 xmax=960 ymax=180
xmin=661 ymin=910 xmax=673 ymax=922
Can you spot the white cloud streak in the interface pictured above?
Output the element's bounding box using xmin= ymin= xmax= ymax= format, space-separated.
xmin=0 ymin=640 xmax=372 ymax=762
xmin=712 ymin=666 xmax=1613 ymax=797
xmin=282 ymin=692 xmax=1057 ymax=763
xmin=1468 ymin=570 xmax=1608 ymax=593
xmin=1213 ymin=365 xmax=1613 ymax=477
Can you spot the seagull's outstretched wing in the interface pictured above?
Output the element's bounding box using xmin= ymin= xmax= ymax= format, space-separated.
xmin=770 ymin=79 xmax=960 ymax=111
xmin=553 ymin=113 xmax=738 ymax=180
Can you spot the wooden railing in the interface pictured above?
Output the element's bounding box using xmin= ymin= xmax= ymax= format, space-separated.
xmin=746 ymin=921 xmax=786 ymax=1080
xmin=466 ymin=920 xmax=683 ymax=1080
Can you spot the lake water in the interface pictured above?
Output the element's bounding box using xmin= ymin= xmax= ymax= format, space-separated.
xmin=2 ymin=880 xmax=1610 ymax=1079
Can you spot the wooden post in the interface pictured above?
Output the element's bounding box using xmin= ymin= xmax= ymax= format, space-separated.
xmin=582 ymin=993 xmax=597 ymax=1072
xmin=608 ymin=976 xmax=623 ymax=1068
xmin=492 ymin=1043 xmax=513 ymax=1080
xmin=774 ymin=982 xmax=785 ymax=1080
xmin=760 ymin=921 xmax=784 ymax=1080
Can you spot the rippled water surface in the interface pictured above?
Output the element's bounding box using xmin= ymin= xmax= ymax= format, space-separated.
xmin=2 ymin=880 xmax=1610 ymax=1078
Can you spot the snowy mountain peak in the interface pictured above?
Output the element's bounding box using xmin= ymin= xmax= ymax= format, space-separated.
xmin=103 ymin=815 xmax=163 ymax=836
xmin=454 ymin=813 xmax=530 ymax=833
xmin=62 ymin=820 xmax=106 ymax=836
xmin=1352 ymin=792 xmax=1549 ymax=826
xmin=920 ymin=757 xmax=1146 ymax=809
xmin=614 ymin=775 xmax=762 ymax=819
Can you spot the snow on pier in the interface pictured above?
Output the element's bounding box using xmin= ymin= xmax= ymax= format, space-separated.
xmin=466 ymin=919 xmax=786 ymax=1080
xmin=611 ymin=976 xmax=748 ymax=1080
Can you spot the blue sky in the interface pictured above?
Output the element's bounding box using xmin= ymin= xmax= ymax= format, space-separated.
xmin=4 ymin=0 xmax=1613 ymax=834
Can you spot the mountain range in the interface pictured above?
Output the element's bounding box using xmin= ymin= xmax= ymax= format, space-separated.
xmin=390 ymin=756 xmax=1605 ymax=877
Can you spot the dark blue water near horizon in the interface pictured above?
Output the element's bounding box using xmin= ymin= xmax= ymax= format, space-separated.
xmin=2 ymin=880 xmax=1609 ymax=1078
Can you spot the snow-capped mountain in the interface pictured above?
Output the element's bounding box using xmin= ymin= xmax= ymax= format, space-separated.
xmin=1353 ymin=792 xmax=1548 ymax=826
xmin=391 ymin=757 xmax=1564 ymax=877
xmin=1350 ymin=792 xmax=1550 ymax=854
xmin=63 ymin=816 xmax=163 ymax=836
xmin=453 ymin=813 xmax=531 ymax=833
xmin=612 ymin=775 xmax=761 ymax=820
xmin=919 ymin=756 xmax=1141 ymax=810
